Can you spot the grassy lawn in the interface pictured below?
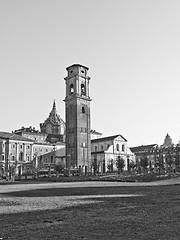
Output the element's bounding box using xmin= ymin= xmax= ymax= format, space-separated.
xmin=0 ymin=184 xmax=180 ymax=240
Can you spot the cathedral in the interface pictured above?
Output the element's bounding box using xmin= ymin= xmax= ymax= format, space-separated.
xmin=0 ymin=64 xmax=135 ymax=178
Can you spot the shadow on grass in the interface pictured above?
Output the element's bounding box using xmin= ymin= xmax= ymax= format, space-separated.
xmin=2 ymin=185 xmax=179 ymax=198
xmin=0 ymin=185 xmax=180 ymax=240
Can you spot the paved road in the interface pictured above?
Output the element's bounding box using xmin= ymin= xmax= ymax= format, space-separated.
xmin=0 ymin=177 xmax=180 ymax=193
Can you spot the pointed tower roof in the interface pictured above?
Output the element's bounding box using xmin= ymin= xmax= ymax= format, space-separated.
xmin=42 ymin=100 xmax=65 ymax=126
xmin=52 ymin=99 xmax=56 ymax=111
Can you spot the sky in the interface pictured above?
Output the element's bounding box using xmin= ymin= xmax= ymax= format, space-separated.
xmin=0 ymin=0 xmax=180 ymax=147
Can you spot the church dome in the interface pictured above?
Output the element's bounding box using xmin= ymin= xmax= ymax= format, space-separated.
xmin=44 ymin=100 xmax=64 ymax=125
xmin=40 ymin=100 xmax=65 ymax=135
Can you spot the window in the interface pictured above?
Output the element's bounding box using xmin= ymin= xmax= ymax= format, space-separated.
xmin=95 ymin=146 xmax=97 ymax=152
xmin=116 ymin=144 xmax=119 ymax=151
xmin=27 ymin=156 xmax=30 ymax=161
xmin=70 ymin=84 xmax=74 ymax=94
xmin=51 ymin=156 xmax=54 ymax=163
xmin=101 ymin=145 xmax=103 ymax=151
xmin=122 ymin=144 xmax=125 ymax=152
xmin=12 ymin=156 xmax=15 ymax=161
xmin=2 ymin=155 xmax=4 ymax=160
xmin=82 ymin=106 xmax=85 ymax=114
xmin=27 ymin=145 xmax=30 ymax=150
xmin=81 ymin=84 xmax=85 ymax=95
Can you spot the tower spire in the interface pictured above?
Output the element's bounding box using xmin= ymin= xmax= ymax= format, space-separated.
xmin=52 ymin=99 xmax=56 ymax=111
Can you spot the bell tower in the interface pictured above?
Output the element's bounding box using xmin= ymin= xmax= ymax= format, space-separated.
xmin=64 ymin=64 xmax=91 ymax=174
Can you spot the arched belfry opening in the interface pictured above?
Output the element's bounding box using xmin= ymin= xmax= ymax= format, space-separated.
xmin=64 ymin=64 xmax=91 ymax=175
xmin=82 ymin=106 xmax=85 ymax=113
xmin=70 ymin=84 xmax=74 ymax=94
xmin=81 ymin=83 xmax=86 ymax=95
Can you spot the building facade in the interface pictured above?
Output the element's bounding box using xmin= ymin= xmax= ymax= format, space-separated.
xmin=14 ymin=126 xmax=48 ymax=143
xmin=64 ymin=64 xmax=91 ymax=173
xmin=0 ymin=132 xmax=34 ymax=178
xmin=130 ymin=134 xmax=180 ymax=173
xmin=91 ymin=134 xmax=135 ymax=173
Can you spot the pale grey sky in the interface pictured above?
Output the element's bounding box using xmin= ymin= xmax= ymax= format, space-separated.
xmin=0 ymin=0 xmax=180 ymax=147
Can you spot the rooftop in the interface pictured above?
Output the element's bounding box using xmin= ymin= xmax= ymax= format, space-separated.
xmin=91 ymin=134 xmax=127 ymax=143
xmin=0 ymin=131 xmax=34 ymax=142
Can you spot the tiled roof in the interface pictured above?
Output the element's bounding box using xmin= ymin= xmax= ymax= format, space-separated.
xmin=0 ymin=131 xmax=34 ymax=142
xmin=91 ymin=134 xmax=127 ymax=143
xmin=130 ymin=144 xmax=157 ymax=153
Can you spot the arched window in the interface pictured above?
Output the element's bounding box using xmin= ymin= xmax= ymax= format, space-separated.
xmin=122 ymin=144 xmax=125 ymax=152
xmin=116 ymin=144 xmax=119 ymax=151
xmin=81 ymin=84 xmax=85 ymax=95
xmin=70 ymin=84 xmax=74 ymax=94
xmin=82 ymin=106 xmax=85 ymax=114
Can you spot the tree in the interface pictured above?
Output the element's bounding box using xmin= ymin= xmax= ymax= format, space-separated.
xmin=107 ymin=159 xmax=114 ymax=173
xmin=174 ymin=146 xmax=180 ymax=172
xmin=9 ymin=163 xmax=17 ymax=182
xmin=54 ymin=162 xmax=65 ymax=176
xmin=140 ymin=156 xmax=148 ymax=175
xmin=116 ymin=157 xmax=125 ymax=175
xmin=165 ymin=149 xmax=174 ymax=173
xmin=92 ymin=157 xmax=98 ymax=175
xmin=128 ymin=161 xmax=136 ymax=173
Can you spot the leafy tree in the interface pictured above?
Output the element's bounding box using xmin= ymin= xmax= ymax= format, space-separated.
xmin=140 ymin=156 xmax=148 ymax=175
xmin=128 ymin=161 xmax=136 ymax=172
xmin=165 ymin=150 xmax=174 ymax=173
xmin=91 ymin=157 xmax=99 ymax=175
xmin=9 ymin=163 xmax=17 ymax=182
xmin=107 ymin=159 xmax=114 ymax=173
xmin=155 ymin=154 xmax=164 ymax=173
xmin=54 ymin=162 xmax=65 ymax=176
xmin=116 ymin=157 xmax=125 ymax=175
xmin=174 ymin=146 xmax=180 ymax=172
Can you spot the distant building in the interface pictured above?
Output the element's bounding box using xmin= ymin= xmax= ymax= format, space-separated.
xmin=40 ymin=100 xmax=65 ymax=143
xmin=161 ymin=133 xmax=173 ymax=148
xmin=130 ymin=144 xmax=158 ymax=171
xmin=90 ymin=130 xmax=102 ymax=140
xmin=0 ymin=131 xmax=34 ymax=177
xmin=14 ymin=126 xmax=47 ymax=143
xmin=91 ymin=134 xmax=135 ymax=173
xmin=38 ymin=147 xmax=65 ymax=170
